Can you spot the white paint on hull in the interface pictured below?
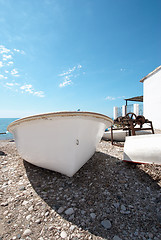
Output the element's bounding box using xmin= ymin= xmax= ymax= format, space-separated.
xmin=7 ymin=111 xmax=113 ymax=176
xmin=123 ymin=134 xmax=161 ymax=165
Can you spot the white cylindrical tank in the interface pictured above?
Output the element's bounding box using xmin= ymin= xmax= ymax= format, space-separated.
xmin=113 ymin=107 xmax=118 ymax=119
xmin=122 ymin=105 xmax=126 ymax=117
xmin=133 ymin=104 xmax=139 ymax=116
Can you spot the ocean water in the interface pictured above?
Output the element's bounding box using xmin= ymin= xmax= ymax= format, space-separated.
xmin=0 ymin=118 xmax=18 ymax=140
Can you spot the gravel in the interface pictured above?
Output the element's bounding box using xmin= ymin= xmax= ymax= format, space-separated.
xmin=0 ymin=138 xmax=161 ymax=240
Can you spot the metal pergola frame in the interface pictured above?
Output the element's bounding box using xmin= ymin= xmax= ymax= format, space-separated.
xmin=124 ymin=96 xmax=143 ymax=114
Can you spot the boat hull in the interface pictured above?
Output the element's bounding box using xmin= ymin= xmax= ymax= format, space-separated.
xmin=7 ymin=112 xmax=113 ymax=176
xmin=123 ymin=134 xmax=161 ymax=165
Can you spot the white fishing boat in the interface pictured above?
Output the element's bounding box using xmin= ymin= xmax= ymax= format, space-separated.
xmin=123 ymin=134 xmax=161 ymax=165
xmin=103 ymin=128 xmax=152 ymax=142
xmin=7 ymin=111 xmax=113 ymax=177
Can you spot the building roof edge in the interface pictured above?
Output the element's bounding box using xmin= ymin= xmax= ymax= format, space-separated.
xmin=140 ymin=65 xmax=161 ymax=83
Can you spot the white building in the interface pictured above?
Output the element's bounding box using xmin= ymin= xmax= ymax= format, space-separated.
xmin=140 ymin=65 xmax=161 ymax=130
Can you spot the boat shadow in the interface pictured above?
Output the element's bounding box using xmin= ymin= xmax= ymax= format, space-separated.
xmin=23 ymin=151 xmax=161 ymax=239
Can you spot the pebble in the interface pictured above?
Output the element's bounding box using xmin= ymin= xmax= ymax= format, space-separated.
xmin=124 ymin=211 xmax=130 ymax=214
xmin=121 ymin=205 xmax=126 ymax=211
xmin=35 ymin=219 xmax=41 ymax=224
xmin=17 ymin=234 xmax=21 ymax=239
xmin=113 ymin=236 xmax=122 ymax=240
xmin=128 ymin=205 xmax=134 ymax=208
xmin=58 ymin=206 xmax=65 ymax=214
xmin=26 ymin=214 xmax=32 ymax=220
xmin=60 ymin=230 xmax=67 ymax=238
xmin=45 ymin=211 xmax=49 ymax=217
xmin=65 ymin=208 xmax=74 ymax=215
xmin=113 ymin=202 xmax=120 ymax=208
xmin=1 ymin=202 xmax=8 ymax=206
xmin=105 ymin=207 xmax=110 ymax=213
xmin=157 ymin=214 xmax=161 ymax=224
xmin=48 ymin=225 xmax=54 ymax=231
xmin=134 ymin=230 xmax=138 ymax=236
xmin=22 ymin=200 xmax=28 ymax=206
xmin=90 ymin=213 xmax=96 ymax=219
xmin=69 ymin=214 xmax=74 ymax=220
xmin=104 ymin=190 xmax=110 ymax=195
xmin=70 ymin=225 xmax=76 ymax=231
xmin=101 ymin=219 xmax=112 ymax=229
xmin=3 ymin=210 xmax=8 ymax=215
xmin=148 ymin=233 xmax=153 ymax=238
xmin=81 ymin=210 xmax=86 ymax=215
xmin=23 ymin=229 xmax=32 ymax=236
xmin=28 ymin=206 xmax=34 ymax=211
xmin=19 ymin=186 xmax=26 ymax=191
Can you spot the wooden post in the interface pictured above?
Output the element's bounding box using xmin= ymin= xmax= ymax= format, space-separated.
xmin=130 ymin=121 xmax=136 ymax=135
xmin=111 ymin=126 xmax=114 ymax=145
xmin=125 ymin=100 xmax=127 ymax=115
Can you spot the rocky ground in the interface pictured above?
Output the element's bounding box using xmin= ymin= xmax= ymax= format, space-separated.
xmin=0 ymin=138 xmax=161 ymax=240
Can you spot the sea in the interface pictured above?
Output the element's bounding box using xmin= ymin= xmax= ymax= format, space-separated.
xmin=0 ymin=118 xmax=18 ymax=140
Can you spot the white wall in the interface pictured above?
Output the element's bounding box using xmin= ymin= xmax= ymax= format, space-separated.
xmin=143 ymin=69 xmax=161 ymax=129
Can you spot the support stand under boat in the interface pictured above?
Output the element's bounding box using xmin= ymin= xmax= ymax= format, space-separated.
xmin=0 ymin=132 xmax=6 ymax=135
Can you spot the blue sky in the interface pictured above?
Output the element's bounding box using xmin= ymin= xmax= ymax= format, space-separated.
xmin=0 ymin=0 xmax=160 ymax=118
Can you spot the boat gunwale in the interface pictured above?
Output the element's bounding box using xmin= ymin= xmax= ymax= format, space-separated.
xmin=7 ymin=111 xmax=113 ymax=133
